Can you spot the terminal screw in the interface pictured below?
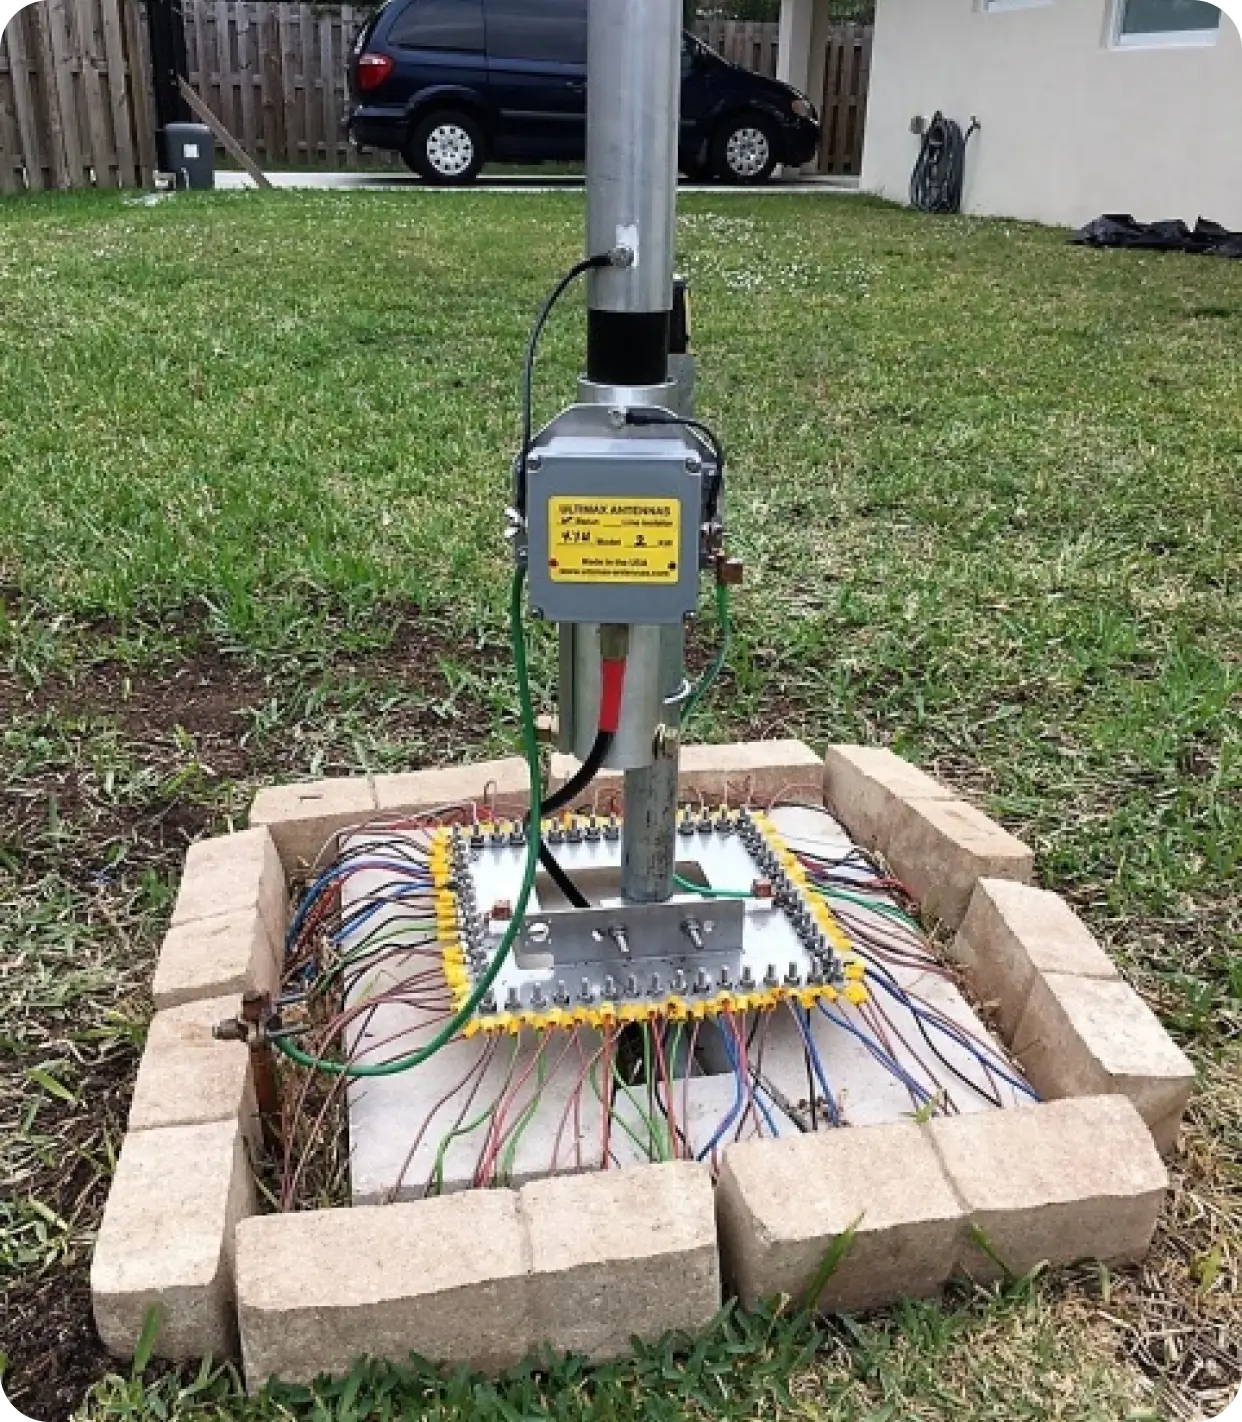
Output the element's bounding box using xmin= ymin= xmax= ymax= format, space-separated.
xmin=681 ymin=918 xmax=706 ymax=951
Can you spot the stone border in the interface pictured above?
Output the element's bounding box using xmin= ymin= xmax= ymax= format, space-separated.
xmin=91 ymin=741 xmax=1193 ymax=1385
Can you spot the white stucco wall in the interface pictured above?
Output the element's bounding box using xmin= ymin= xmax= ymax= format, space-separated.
xmin=860 ymin=0 xmax=1242 ymax=229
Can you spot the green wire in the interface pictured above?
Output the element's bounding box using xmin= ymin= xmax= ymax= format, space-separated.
xmin=275 ymin=569 xmax=544 ymax=1079
xmin=673 ymin=874 xmax=751 ymax=899
xmin=813 ymin=883 xmax=923 ymax=932
xmin=681 ymin=580 xmax=732 ymax=726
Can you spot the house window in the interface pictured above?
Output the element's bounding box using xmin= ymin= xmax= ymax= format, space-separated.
xmin=1115 ymin=0 xmax=1222 ymax=46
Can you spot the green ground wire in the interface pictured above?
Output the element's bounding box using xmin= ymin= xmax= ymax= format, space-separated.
xmin=429 ymin=1037 xmax=521 ymax=1193
xmin=813 ymin=883 xmax=923 ymax=932
xmin=672 ymin=875 xmax=752 ymax=899
xmin=495 ymin=1052 xmax=550 ymax=1183
xmin=275 ymin=569 xmax=544 ymax=1079
xmin=681 ymin=580 xmax=731 ymax=726
xmin=590 ymin=1061 xmax=661 ymax=1163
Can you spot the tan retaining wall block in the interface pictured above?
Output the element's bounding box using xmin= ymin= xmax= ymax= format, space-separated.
xmin=236 ymin=1192 xmax=531 ymax=1390
xmin=1013 ymin=974 xmax=1196 ymax=1154
xmin=715 ymin=1122 xmax=963 ymax=1314
xmin=91 ymin=1119 xmax=254 ymax=1361
xmin=953 ymin=879 xmax=1119 ymax=1039
xmin=521 ymin=1162 xmax=719 ymax=1362
xmin=929 ymin=1095 xmax=1167 ymax=1282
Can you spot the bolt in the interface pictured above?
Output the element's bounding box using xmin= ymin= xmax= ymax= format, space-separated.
xmin=785 ymin=962 xmax=801 ymax=986
xmin=603 ymin=974 xmax=617 ymax=1000
xmin=626 ymin=973 xmax=639 ymax=998
xmin=685 ymin=453 xmax=703 ymax=474
xmin=719 ymin=966 xmax=733 ymax=989
xmin=527 ymin=452 xmax=542 ymax=473
xmin=649 ymin=972 xmax=662 ymax=996
xmin=694 ymin=968 xmax=710 ymax=994
xmin=531 ymin=984 xmax=546 ymax=1010
xmin=580 ymin=977 xmax=594 ymax=1003
xmin=674 ymin=969 xmax=688 ymax=994
xmin=740 ymin=964 xmax=755 ymax=988
xmin=553 ymin=979 xmax=570 ymax=1007
xmin=481 ymin=990 xmax=497 ymax=1013
xmin=505 ymin=985 xmax=520 ymax=1011
xmin=764 ymin=963 xmax=778 ymax=988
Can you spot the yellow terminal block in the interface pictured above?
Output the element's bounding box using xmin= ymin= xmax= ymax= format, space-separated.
xmin=844 ymin=961 xmax=866 ymax=981
xmin=844 ymin=982 xmax=869 ymax=1006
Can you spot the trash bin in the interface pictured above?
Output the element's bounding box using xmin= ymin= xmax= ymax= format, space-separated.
xmin=162 ymin=123 xmax=215 ymax=190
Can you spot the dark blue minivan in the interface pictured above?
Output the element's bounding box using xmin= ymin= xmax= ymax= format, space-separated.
xmin=347 ymin=0 xmax=820 ymax=184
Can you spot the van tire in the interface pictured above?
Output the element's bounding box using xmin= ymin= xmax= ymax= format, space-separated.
xmin=405 ymin=109 xmax=485 ymax=184
xmin=711 ymin=112 xmax=778 ymax=184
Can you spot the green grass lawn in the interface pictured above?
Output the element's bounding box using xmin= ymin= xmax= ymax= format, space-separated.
xmin=0 ymin=188 xmax=1238 ymax=1421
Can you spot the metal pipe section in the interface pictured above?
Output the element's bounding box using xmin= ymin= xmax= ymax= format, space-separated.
xmin=585 ymin=0 xmax=682 ymax=385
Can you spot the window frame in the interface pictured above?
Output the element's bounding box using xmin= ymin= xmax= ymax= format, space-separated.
xmin=1110 ymin=0 xmax=1222 ymax=49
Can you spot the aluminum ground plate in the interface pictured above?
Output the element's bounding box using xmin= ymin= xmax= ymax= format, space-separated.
xmin=434 ymin=808 xmax=869 ymax=1033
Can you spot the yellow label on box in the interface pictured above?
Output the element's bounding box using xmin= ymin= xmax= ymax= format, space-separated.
xmin=547 ymin=497 xmax=681 ymax=584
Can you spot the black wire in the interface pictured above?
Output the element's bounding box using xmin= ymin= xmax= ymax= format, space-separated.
xmin=623 ymin=409 xmax=726 ymax=520
xmin=539 ymin=841 xmax=590 ymax=909
xmin=516 ymin=252 xmax=614 ymax=517
xmin=528 ymin=727 xmax=615 ymax=909
xmin=909 ymin=112 xmax=979 ymax=215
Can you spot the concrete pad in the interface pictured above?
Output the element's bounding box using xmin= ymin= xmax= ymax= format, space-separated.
xmin=152 ymin=909 xmax=281 ymax=1010
xmin=521 ymin=1162 xmax=720 ymax=1361
xmin=128 ymin=996 xmax=258 ymax=1144
xmin=929 ymin=1095 xmax=1168 ymax=1281
xmin=374 ymin=757 xmax=533 ymax=817
xmin=750 ymin=982 xmax=1030 ymax=1131
xmin=610 ymin=1070 xmax=801 ymax=1163
xmin=549 ymin=740 xmax=823 ymax=807
xmin=91 ymin=1119 xmax=254 ymax=1361
xmin=171 ymin=828 xmax=287 ymax=947
xmin=716 ymin=1122 xmax=963 ymax=1312
xmin=1013 ymin=973 xmax=1196 ymax=1154
xmin=887 ymin=797 xmax=1034 ymax=929
xmin=953 ymin=879 xmax=1120 ymax=1040
xmin=347 ymin=1013 xmax=611 ymax=1202
xmin=822 ymin=744 xmax=955 ymax=851
xmin=235 ymin=1192 xmax=531 ymax=1388
xmin=250 ymin=776 xmax=377 ymax=872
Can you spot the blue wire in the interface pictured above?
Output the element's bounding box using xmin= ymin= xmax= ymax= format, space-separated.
xmin=696 ymin=1026 xmax=747 ymax=1161
xmin=286 ymin=857 xmax=433 ymax=949
xmin=864 ymin=968 xmax=1041 ymax=1102
xmin=817 ymin=1002 xmax=937 ymax=1107
xmin=332 ymin=881 xmax=437 ymax=945
xmin=791 ymin=1006 xmax=841 ymax=1126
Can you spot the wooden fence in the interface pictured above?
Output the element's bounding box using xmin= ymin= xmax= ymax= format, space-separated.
xmin=693 ymin=17 xmax=778 ymax=79
xmin=0 ymin=0 xmax=157 ymax=191
xmin=0 ymin=4 xmax=871 ymax=188
xmin=818 ymin=23 xmax=871 ymax=176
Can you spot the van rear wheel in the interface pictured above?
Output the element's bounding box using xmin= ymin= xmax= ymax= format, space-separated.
xmin=405 ymin=110 xmax=485 ymax=184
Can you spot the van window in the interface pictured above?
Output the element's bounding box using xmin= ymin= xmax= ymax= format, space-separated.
xmin=388 ymin=0 xmax=485 ymax=50
xmin=486 ymin=0 xmax=587 ymax=65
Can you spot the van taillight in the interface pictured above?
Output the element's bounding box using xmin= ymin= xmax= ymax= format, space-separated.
xmin=357 ymin=53 xmax=394 ymax=91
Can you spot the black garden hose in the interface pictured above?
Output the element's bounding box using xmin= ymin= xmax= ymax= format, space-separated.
xmin=910 ymin=111 xmax=979 ymax=215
